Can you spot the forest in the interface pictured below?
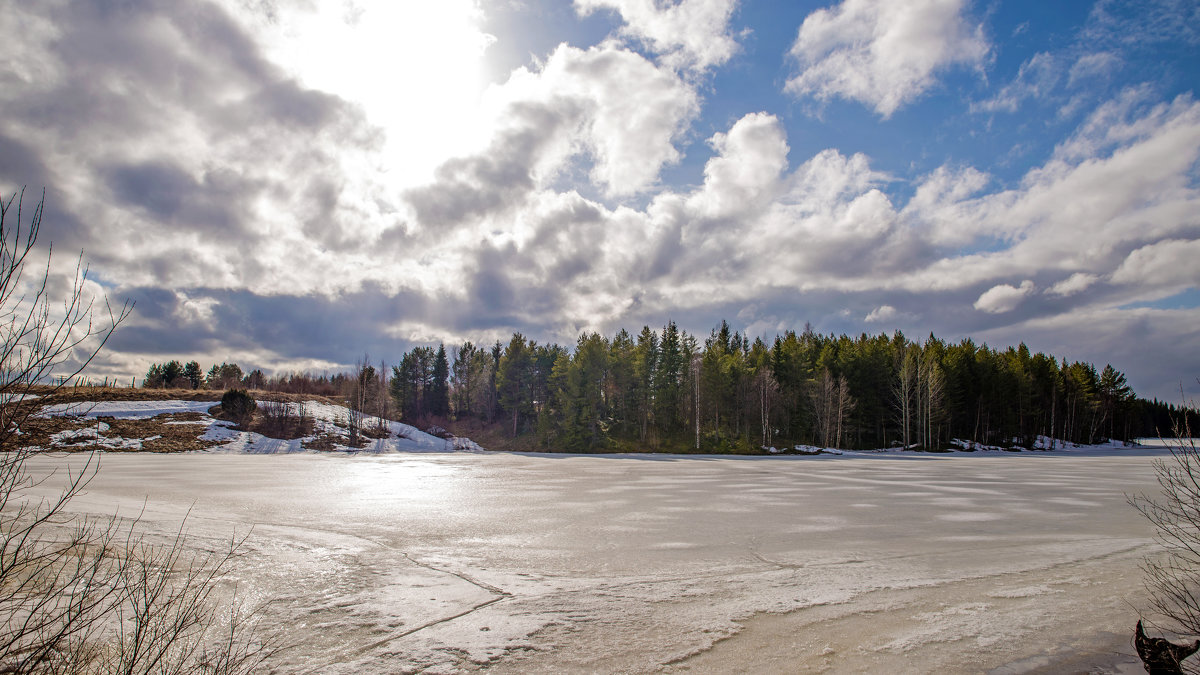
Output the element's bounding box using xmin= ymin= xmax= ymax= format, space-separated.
xmin=143 ymin=321 xmax=1195 ymax=453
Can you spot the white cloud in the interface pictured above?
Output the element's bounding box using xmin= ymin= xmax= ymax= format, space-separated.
xmin=865 ymin=305 xmax=897 ymax=323
xmin=785 ymin=0 xmax=989 ymax=117
xmin=688 ymin=111 xmax=788 ymax=218
xmin=480 ymin=42 xmax=700 ymax=198
xmin=1046 ymin=273 xmax=1099 ymax=297
xmin=1085 ymin=0 xmax=1200 ymax=47
xmin=575 ymin=0 xmax=741 ymax=72
xmin=902 ymin=164 xmax=990 ymax=245
xmin=974 ymin=281 xmax=1035 ymax=313
xmin=1111 ymin=239 xmax=1200 ymax=292
xmin=971 ymin=52 xmax=1058 ymax=114
xmin=893 ymin=90 xmax=1200 ymax=295
xmin=1067 ymin=51 xmax=1119 ymax=87
xmin=173 ymin=291 xmax=219 ymax=324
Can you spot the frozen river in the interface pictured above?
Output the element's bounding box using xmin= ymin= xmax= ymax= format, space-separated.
xmin=24 ymin=449 xmax=1171 ymax=673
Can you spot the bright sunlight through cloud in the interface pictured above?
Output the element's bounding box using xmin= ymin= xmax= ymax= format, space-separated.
xmin=251 ymin=1 xmax=495 ymax=187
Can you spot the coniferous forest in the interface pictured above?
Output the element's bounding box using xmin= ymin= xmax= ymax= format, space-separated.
xmin=423 ymin=321 xmax=1184 ymax=452
xmin=148 ymin=321 xmax=1194 ymax=453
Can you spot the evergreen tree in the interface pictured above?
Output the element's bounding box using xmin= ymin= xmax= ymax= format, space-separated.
xmin=143 ymin=363 xmax=165 ymax=388
xmin=654 ymin=321 xmax=685 ymax=436
xmin=635 ymin=326 xmax=659 ymax=442
xmin=573 ymin=332 xmax=609 ymax=449
xmin=162 ymin=360 xmax=184 ymax=387
xmin=497 ymin=334 xmax=533 ymax=437
xmin=431 ymin=344 xmax=450 ymax=417
xmin=607 ymin=329 xmax=637 ymax=438
xmin=183 ymin=360 xmax=204 ymax=389
xmin=1099 ymin=364 xmax=1133 ymax=441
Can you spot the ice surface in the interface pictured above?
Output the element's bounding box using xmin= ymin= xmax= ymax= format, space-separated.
xmin=18 ymin=450 xmax=1170 ymax=673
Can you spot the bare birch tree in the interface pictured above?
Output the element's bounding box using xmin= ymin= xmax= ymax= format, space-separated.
xmin=892 ymin=347 xmax=916 ymax=449
xmin=834 ymin=374 xmax=855 ymax=450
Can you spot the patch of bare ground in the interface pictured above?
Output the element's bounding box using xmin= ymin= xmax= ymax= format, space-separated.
xmin=18 ymin=412 xmax=226 ymax=452
xmin=20 ymin=389 xmax=355 ymax=453
xmin=302 ymin=433 xmax=348 ymax=452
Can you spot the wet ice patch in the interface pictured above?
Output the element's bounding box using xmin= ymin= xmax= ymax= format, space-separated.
xmin=988 ymin=585 xmax=1059 ymax=599
xmin=936 ymin=512 xmax=1001 ymax=522
xmin=883 ymin=602 xmax=997 ymax=652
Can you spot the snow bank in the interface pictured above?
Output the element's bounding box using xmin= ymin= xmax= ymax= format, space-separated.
xmin=38 ymin=400 xmax=217 ymax=419
xmin=36 ymin=399 xmax=486 ymax=454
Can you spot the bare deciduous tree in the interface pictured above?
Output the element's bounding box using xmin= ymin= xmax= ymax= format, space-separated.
xmin=1131 ymin=409 xmax=1200 ymax=674
xmin=0 ymin=189 xmax=272 ymax=673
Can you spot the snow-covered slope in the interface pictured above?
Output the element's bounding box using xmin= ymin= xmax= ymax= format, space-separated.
xmin=35 ymin=399 xmax=485 ymax=454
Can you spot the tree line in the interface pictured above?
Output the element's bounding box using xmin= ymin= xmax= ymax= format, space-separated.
xmin=143 ymin=321 xmax=1193 ymax=452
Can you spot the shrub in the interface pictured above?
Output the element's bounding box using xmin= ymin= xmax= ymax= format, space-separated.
xmin=221 ymin=389 xmax=257 ymax=427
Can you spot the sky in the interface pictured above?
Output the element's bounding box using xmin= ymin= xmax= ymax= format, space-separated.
xmin=1 ymin=0 xmax=1198 ymax=401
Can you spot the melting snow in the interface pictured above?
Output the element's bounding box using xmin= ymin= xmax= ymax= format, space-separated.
xmin=35 ymin=399 xmax=484 ymax=454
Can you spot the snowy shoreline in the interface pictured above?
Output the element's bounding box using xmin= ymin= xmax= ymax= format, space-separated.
xmin=27 ymin=398 xmax=1184 ymax=460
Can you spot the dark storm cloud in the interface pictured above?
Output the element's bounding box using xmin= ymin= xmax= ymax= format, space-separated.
xmin=104 ymin=160 xmax=254 ymax=234
xmin=0 ymin=135 xmax=48 ymax=189
xmin=469 ymin=245 xmax=517 ymax=316
xmin=451 ymin=242 xmax=567 ymax=334
xmin=110 ymin=284 xmax=432 ymax=367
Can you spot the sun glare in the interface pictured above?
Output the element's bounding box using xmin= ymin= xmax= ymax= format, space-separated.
xmin=256 ymin=1 xmax=495 ymax=188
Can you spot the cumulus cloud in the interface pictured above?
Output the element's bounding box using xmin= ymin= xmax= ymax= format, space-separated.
xmin=1111 ymin=239 xmax=1200 ymax=293
xmin=575 ymin=0 xmax=741 ymax=72
xmin=785 ymin=0 xmax=989 ymax=117
xmin=974 ymin=281 xmax=1035 ymax=313
xmin=892 ymin=90 xmax=1200 ymax=297
xmin=417 ymin=41 xmax=699 ymax=205
xmin=687 ymin=111 xmax=788 ymax=219
xmin=0 ymin=0 xmax=386 ymax=297
xmin=1046 ymin=273 xmax=1099 ymax=297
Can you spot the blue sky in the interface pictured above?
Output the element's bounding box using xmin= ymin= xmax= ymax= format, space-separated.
xmin=1 ymin=0 xmax=1198 ymax=400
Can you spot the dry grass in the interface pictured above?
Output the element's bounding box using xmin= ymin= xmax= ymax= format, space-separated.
xmin=19 ymin=388 xmax=351 ymax=453
xmin=17 ymin=387 xmax=439 ymax=454
xmin=302 ymin=433 xmax=348 ymax=452
xmin=17 ymin=412 xmax=226 ymax=453
xmin=32 ymin=385 xmax=345 ymax=406
xmin=444 ymin=417 xmax=526 ymax=452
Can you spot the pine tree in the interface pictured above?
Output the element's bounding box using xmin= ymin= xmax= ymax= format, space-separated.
xmin=162 ymin=360 xmax=184 ymax=387
xmin=183 ymin=360 xmax=204 ymax=389
xmin=1098 ymin=364 xmax=1133 ymax=441
xmin=144 ymin=363 xmax=165 ymax=388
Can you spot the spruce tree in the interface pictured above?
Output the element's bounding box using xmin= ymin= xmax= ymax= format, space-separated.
xmin=497 ymin=334 xmax=532 ymax=437
xmin=431 ymin=344 xmax=450 ymax=417
xmin=654 ymin=321 xmax=684 ymax=436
